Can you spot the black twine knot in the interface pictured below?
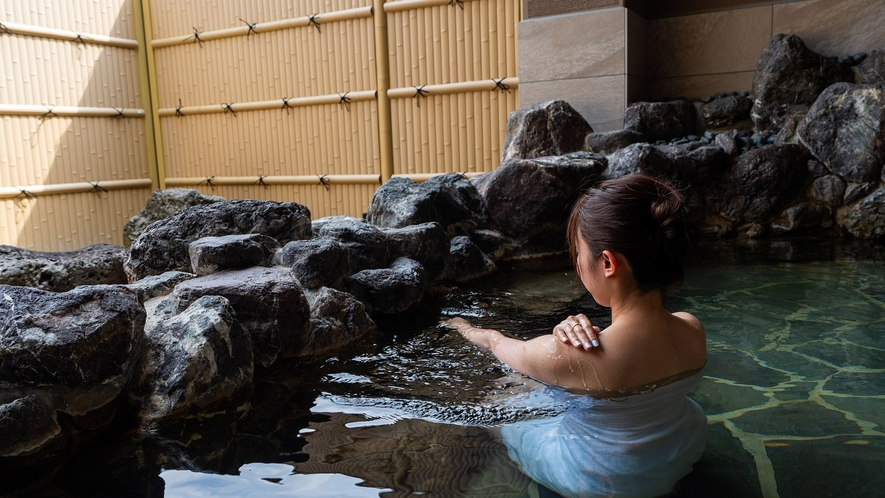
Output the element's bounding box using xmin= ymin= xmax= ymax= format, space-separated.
xmin=281 ymin=97 xmax=292 ymax=114
xmin=89 ymin=182 xmax=108 ymax=197
xmin=493 ymin=78 xmax=511 ymax=94
xmin=17 ymin=188 xmax=37 ymax=201
xmin=1 ymin=22 xmax=14 ymax=35
xmin=198 ymin=176 xmax=216 ymax=190
xmin=413 ymin=86 xmax=429 ymax=107
xmin=192 ymin=27 xmax=203 ymax=48
xmin=308 ymin=14 xmax=321 ymax=32
xmin=39 ymin=106 xmax=58 ymax=122
xmin=449 ymin=0 xmax=465 ymax=9
xmin=73 ymin=33 xmax=88 ymax=45
xmin=239 ymin=18 xmax=257 ymax=39
xmin=112 ymin=107 xmax=130 ymax=122
xmin=253 ymin=176 xmax=269 ymax=189
xmin=317 ymin=174 xmax=330 ymax=191
xmin=221 ymin=103 xmax=237 ymax=116
xmin=338 ymin=92 xmax=351 ymax=112
xmin=175 ymin=98 xmax=184 ymax=117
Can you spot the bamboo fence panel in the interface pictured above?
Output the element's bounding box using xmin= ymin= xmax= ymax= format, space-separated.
xmin=0 ymin=1 xmax=150 ymax=251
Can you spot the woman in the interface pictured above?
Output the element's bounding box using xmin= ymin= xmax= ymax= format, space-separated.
xmin=446 ymin=174 xmax=707 ymax=497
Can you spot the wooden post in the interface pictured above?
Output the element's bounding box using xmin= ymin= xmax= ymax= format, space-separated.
xmin=135 ymin=0 xmax=166 ymax=190
xmin=373 ymin=0 xmax=394 ymax=183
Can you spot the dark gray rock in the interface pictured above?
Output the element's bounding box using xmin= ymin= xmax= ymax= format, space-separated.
xmin=124 ymin=188 xmax=224 ymax=246
xmin=584 ymin=129 xmax=646 ymax=154
xmin=797 ymin=83 xmax=885 ymax=182
xmin=469 ymin=229 xmax=508 ymax=260
xmin=170 ymin=267 xmax=310 ymax=368
xmin=315 ymin=217 xmax=391 ymax=271
xmin=502 ymin=100 xmax=592 ymax=161
xmin=0 ymin=243 xmax=127 ymax=292
xmin=0 ymin=395 xmax=65 ymax=473
xmin=714 ymin=129 xmax=743 ymax=156
xmin=809 ymin=175 xmax=847 ymax=206
xmin=188 ymin=234 xmax=279 ymax=276
xmin=345 ymin=257 xmax=428 ymax=316
xmin=701 ymin=95 xmax=753 ymax=128
xmin=750 ymin=34 xmax=853 ymax=135
xmin=384 ymin=222 xmax=450 ymax=281
xmin=280 ymin=237 xmax=351 ymax=289
xmin=304 ymin=288 xmax=377 ymax=357
xmin=126 ymin=271 xmax=196 ymax=301
xmin=366 ymin=174 xmax=488 ymax=231
xmin=843 ymin=182 xmax=876 ymax=204
xmin=125 ymin=200 xmax=311 ymax=281
xmin=473 ymin=152 xmax=605 ymax=254
xmin=604 ymin=143 xmax=725 ymax=184
xmin=837 ymin=186 xmax=885 ymax=238
xmin=134 ymin=296 xmax=253 ymax=423
xmin=624 ymin=100 xmax=696 ymax=141
xmin=857 ymin=49 xmax=885 ymax=85
xmin=447 ymin=236 xmax=496 ymax=283
xmin=707 ymin=144 xmax=810 ymax=223
xmin=771 ymin=202 xmax=832 ymax=233
xmin=807 ymin=159 xmax=829 ymax=177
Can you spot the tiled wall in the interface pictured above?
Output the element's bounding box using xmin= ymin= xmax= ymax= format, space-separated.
xmin=518 ymin=0 xmax=885 ymax=132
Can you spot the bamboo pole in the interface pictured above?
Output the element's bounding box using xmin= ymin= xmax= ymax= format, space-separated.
xmin=163 ymin=174 xmax=381 ymax=187
xmin=133 ymin=0 xmax=162 ymax=191
xmin=0 ymin=104 xmax=145 ymax=118
xmin=156 ymin=90 xmax=376 ymax=117
xmin=384 ymin=0 xmax=480 ymax=13
xmin=373 ymin=0 xmax=395 ymax=183
xmin=387 ymin=78 xmax=517 ymax=98
xmin=0 ymin=21 xmax=139 ymax=49
xmin=150 ymin=6 xmax=374 ymax=48
xmin=0 ymin=179 xmax=153 ymax=200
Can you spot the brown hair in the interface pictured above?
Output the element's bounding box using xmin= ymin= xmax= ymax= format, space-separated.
xmin=567 ymin=174 xmax=690 ymax=293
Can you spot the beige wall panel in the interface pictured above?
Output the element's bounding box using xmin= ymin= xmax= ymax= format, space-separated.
xmin=390 ymin=89 xmax=518 ymax=175
xmin=1 ymin=0 xmax=137 ymax=39
xmin=519 ymin=75 xmax=625 ymax=132
xmin=149 ymin=0 xmax=371 ymax=40
xmin=646 ymin=6 xmax=771 ymax=79
xmin=773 ymin=0 xmax=885 ymax=57
xmin=0 ymin=36 xmax=140 ymax=108
xmin=645 ymin=71 xmax=755 ymax=101
xmin=161 ymin=102 xmax=378 ymax=179
xmin=519 ymin=8 xmax=625 ymax=84
xmin=185 ymin=183 xmax=376 ymax=220
xmin=387 ymin=0 xmax=520 ymax=88
xmin=0 ymin=188 xmax=151 ymax=251
xmin=153 ymin=17 xmax=375 ymax=108
xmin=0 ymin=115 xmax=148 ymax=187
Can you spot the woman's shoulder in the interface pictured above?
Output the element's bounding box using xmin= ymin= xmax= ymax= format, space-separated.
xmin=671 ymin=311 xmax=704 ymax=332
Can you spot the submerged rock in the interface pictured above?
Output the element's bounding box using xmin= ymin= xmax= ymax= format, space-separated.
xmin=771 ymin=202 xmax=833 ymax=233
xmin=366 ymin=173 xmax=488 ymax=232
xmin=280 ymin=237 xmax=352 ymax=289
xmin=624 ymin=100 xmax=696 ymax=141
xmin=125 ymin=200 xmax=311 ymax=281
xmin=170 ymin=267 xmax=310 ymax=368
xmin=134 ymin=295 xmax=253 ymax=423
xmin=346 ymin=257 xmax=428 ymax=316
xmin=188 ymin=234 xmax=279 ymax=276
xmin=0 ymin=243 xmax=127 ymax=292
xmin=0 ymin=394 xmax=66 ymax=474
xmin=305 ymin=287 xmax=377 ymax=357
xmin=502 ymin=100 xmax=592 ymax=161
xmin=123 ymin=188 xmax=225 ymax=246
xmin=797 ymin=83 xmax=885 ymax=182
xmin=750 ymin=34 xmax=853 ymax=135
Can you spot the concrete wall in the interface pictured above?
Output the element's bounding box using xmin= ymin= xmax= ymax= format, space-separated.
xmin=518 ymin=0 xmax=885 ymax=132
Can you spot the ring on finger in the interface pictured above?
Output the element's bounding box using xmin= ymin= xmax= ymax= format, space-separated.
xmin=571 ymin=323 xmax=581 ymax=330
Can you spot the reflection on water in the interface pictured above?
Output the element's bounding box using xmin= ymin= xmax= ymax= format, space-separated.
xmin=7 ymin=239 xmax=885 ymax=498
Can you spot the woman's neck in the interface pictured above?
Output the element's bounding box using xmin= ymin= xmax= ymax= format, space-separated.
xmin=609 ymin=288 xmax=666 ymax=324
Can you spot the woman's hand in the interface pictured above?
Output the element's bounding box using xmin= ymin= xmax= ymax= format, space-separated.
xmin=443 ymin=317 xmax=501 ymax=350
xmin=553 ymin=314 xmax=600 ymax=350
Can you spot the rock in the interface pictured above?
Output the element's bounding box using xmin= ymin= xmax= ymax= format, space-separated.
xmin=188 ymin=234 xmax=279 ymax=276
xmin=700 ymin=95 xmax=753 ymax=128
xmin=345 ymin=257 xmax=428 ymax=316
xmin=774 ymin=113 xmax=805 ymax=145
xmin=0 ymin=394 xmax=66 ymax=475
xmin=707 ymin=144 xmax=809 ymax=223
xmin=123 ymin=188 xmax=225 ymax=246
xmin=315 ymin=217 xmax=391 ymax=271
xmin=170 ymin=267 xmax=310 ymax=368
xmin=857 ymin=49 xmax=885 ymax=85
xmin=304 ymin=288 xmax=377 ymax=357
xmin=771 ymin=202 xmax=832 ymax=233
xmin=584 ymin=129 xmax=646 ymax=154
xmin=134 ymin=296 xmax=253 ymax=423
xmin=624 ymin=100 xmax=696 ymax=141
xmin=797 ymin=83 xmax=885 ymax=182
xmin=843 ymin=182 xmax=876 ymax=204
xmin=837 ymin=186 xmax=885 ymax=238
xmin=126 ymin=271 xmax=196 ymax=301
xmin=665 ymin=145 xmax=728 ymax=184
xmin=366 ymin=174 xmax=488 ymax=232
xmin=502 ymin=100 xmax=592 ymax=160
xmin=384 ymin=222 xmax=450 ymax=281
xmin=0 ymin=243 xmax=127 ymax=292
xmin=807 ymin=159 xmax=829 ymax=177
xmin=447 ymin=236 xmax=496 ymax=283
xmin=750 ymin=34 xmax=853 ymax=135
xmin=280 ymin=237 xmax=352 ymax=289
xmin=809 ymin=175 xmax=846 ymax=206
xmin=125 ymin=200 xmax=312 ymax=281
xmin=604 ymin=143 xmax=725 ymax=184
xmin=473 ymin=152 xmax=605 ymax=254
xmin=714 ymin=129 xmax=743 ymax=156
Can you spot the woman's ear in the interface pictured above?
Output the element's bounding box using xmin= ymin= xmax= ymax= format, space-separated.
xmin=600 ymin=250 xmax=618 ymax=278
